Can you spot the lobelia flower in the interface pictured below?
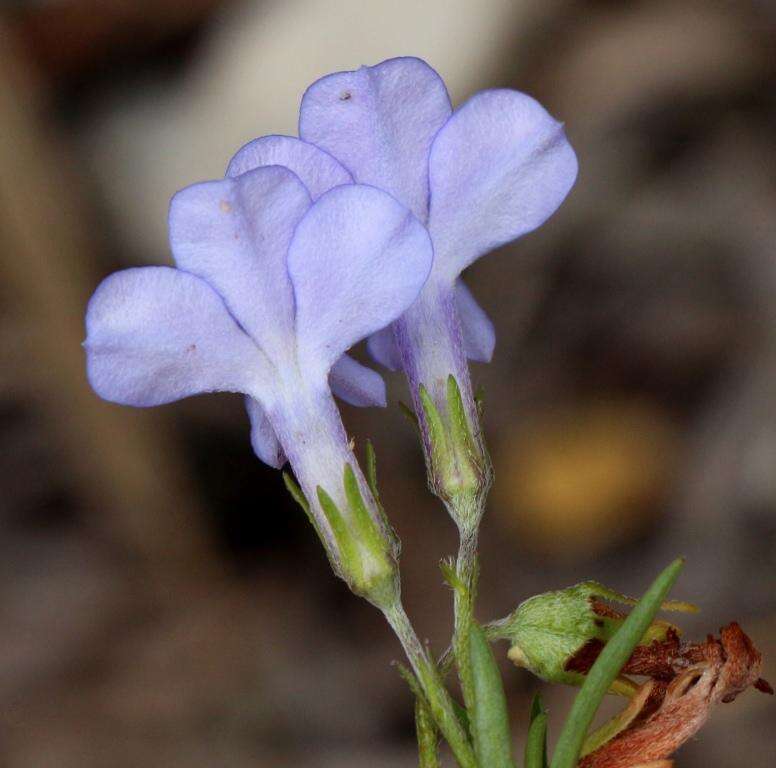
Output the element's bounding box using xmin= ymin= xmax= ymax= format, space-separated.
xmin=84 ymin=159 xmax=433 ymax=607
xmin=297 ymin=56 xmax=579 ymax=530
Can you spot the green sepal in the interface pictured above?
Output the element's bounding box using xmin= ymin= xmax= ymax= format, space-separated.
xmin=418 ymin=384 xmax=451 ymax=470
xmin=283 ymin=471 xmax=309 ymax=515
xmin=399 ymin=400 xmax=420 ymax=432
xmin=549 ymin=558 xmax=686 ymax=768
xmin=363 ymin=441 xmax=400 ymax=552
xmin=469 ymin=622 xmax=514 ymax=768
xmin=365 ymin=439 xmax=381 ymax=504
xmin=525 ymin=693 xmax=549 ymax=768
xmin=447 ymin=374 xmax=477 ymax=460
xmin=589 ymin=581 xmax=699 ymax=615
xmin=283 ymin=471 xmax=320 ymax=538
xmin=316 ymin=485 xmax=362 ymax=583
xmin=343 ymin=463 xmax=384 ymax=555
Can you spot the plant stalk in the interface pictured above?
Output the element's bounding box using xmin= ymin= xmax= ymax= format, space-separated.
xmin=383 ymin=601 xmax=478 ymax=768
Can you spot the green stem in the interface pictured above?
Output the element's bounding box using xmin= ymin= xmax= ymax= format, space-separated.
xmin=383 ymin=601 xmax=478 ymax=768
xmin=452 ymin=523 xmax=479 ymax=710
xmin=415 ymin=697 xmax=441 ymax=768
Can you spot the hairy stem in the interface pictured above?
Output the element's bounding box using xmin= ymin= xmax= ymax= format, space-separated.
xmin=384 ymin=601 xmax=478 ymax=768
xmin=452 ymin=522 xmax=479 ymax=711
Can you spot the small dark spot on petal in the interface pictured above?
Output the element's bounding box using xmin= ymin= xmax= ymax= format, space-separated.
xmin=186 ymin=344 xmax=197 ymax=353
xmin=339 ymin=90 xmax=352 ymax=101
xmin=220 ymin=200 xmax=232 ymax=213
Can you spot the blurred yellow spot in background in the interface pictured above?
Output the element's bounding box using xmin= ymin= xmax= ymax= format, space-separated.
xmin=495 ymin=400 xmax=680 ymax=560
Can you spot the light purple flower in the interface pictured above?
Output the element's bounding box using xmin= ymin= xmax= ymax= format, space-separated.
xmin=297 ymin=57 xmax=578 ymax=519
xmin=85 ymin=162 xmax=432 ymax=587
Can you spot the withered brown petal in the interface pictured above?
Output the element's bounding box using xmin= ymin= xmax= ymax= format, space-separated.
xmin=579 ymin=623 xmax=764 ymax=768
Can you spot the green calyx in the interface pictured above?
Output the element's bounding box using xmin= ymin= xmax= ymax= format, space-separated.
xmin=416 ymin=376 xmax=491 ymax=530
xmin=489 ymin=580 xmax=697 ymax=690
xmin=314 ymin=461 xmax=398 ymax=608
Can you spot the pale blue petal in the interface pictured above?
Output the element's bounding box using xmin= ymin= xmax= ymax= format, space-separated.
xmin=84 ymin=267 xmax=269 ymax=407
xmin=169 ymin=165 xmax=311 ymax=362
xmin=367 ymin=326 xmax=402 ymax=371
xmin=245 ymin=396 xmax=286 ymax=468
xmin=299 ymin=56 xmax=451 ymax=221
xmin=226 ymin=135 xmax=352 ymax=199
xmin=329 ymin=354 xmax=386 ymax=407
xmin=288 ymin=184 xmax=433 ymax=376
xmin=456 ymin=279 xmax=495 ymax=363
xmin=428 ymin=89 xmax=578 ymax=281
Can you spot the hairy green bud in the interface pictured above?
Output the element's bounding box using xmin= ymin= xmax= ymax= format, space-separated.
xmin=489 ymin=581 xmax=697 ymax=692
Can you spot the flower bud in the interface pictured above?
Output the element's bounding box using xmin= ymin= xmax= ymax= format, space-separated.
xmin=490 ymin=581 xmax=696 ymax=692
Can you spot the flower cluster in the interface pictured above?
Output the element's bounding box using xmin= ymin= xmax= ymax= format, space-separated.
xmin=83 ymin=57 xmax=765 ymax=768
xmin=85 ymin=55 xmax=576 ymax=586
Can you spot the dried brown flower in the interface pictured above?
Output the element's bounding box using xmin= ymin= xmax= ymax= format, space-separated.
xmin=578 ymin=623 xmax=771 ymax=768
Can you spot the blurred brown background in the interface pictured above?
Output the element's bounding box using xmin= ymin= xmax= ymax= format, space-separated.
xmin=0 ymin=0 xmax=774 ymax=765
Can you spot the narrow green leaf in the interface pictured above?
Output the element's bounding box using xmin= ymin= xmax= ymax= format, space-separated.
xmin=590 ymin=581 xmax=699 ymax=614
xmin=549 ymin=558 xmax=686 ymax=768
xmin=343 ymin=463 xmax=384 ymax=553
xmin=316 ymin=485 xmax=362 ymax=582
xmin=469 ymin=622 xmax=514 ymax=768
xmin=416 ymin=698 xmax=441 ymax=768
xmin=529 ymin=691 xmax=545 ymax=724
xmin=526 ymin=714 xmax=549 ymax=768
xmin=525 ymin=693 xmax=548 ymax=768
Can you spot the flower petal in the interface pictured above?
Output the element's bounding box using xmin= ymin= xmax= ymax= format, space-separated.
xmin=366 ymin=280 xmax=494 ymax=369
xmin=288 ymin=184 xmax=433 ymax=376
xmin=428 ymin=89 xmax=578 ymax=281
xmin=299 ymin=56 xmax=451 ymax=221
xmin=367 ymin=326 xmax=402 ymax=372
xmin=329 ymin=354 xmax=386 ymax=407
xmin=245 ymin=396 xmax=286 ymax=468
xmin=456 ymin=279 xmax=495 ymax=363
xmin=84 ymin=267 xmax=269 ymax=406
xmin=169 ymin=165 xmax=311 ymax=362
xmin=226 ymin=135 xmax=352 ymax=199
